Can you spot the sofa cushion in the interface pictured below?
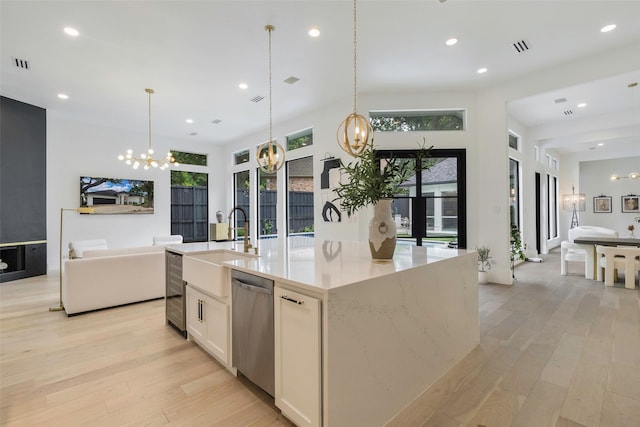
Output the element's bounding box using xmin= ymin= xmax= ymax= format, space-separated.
xmin=69 ymin=239 xmax=108 ymax=258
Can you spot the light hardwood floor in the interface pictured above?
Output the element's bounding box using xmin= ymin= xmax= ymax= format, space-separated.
xmin=1 ymin=250 xmax=639 ymax=426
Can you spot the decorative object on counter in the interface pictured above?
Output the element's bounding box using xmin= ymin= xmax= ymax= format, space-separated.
xmin=476 ymin=245 xmax=491 ymax=285
xmin=118 ymin=88 xmax=179 ymax=170
xmin=256 ymin=25 xmax=285 ymax=174
xmin=562 ymin=185 xmax=586 ymax=228
xmin=216 ymin=210 xmax=225 ymax=223
xmin=510 ymin=225 xmax=526 ymax=279
xmin=336 ymin=0 xmax=371 ymax=157
xmin=593 ymin=195 xmax=612 ymax=213
xmin=629 ymin=224 xmax=635 ymax=238
xmin=621 ymin=195 xmax=639 ymax=213
xmin=333 ymin=139 xmax=430 ymax=259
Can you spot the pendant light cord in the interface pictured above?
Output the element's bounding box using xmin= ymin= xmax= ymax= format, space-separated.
xmin=145 ymin=88 xmax=154 ymax=152
xmin=353 ymin=0 xmax=358 ymax=113
xmin=268 ymin=26 xmax=273 ymax=144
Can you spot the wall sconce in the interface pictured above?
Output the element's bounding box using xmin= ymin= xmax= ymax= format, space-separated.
xmin=611 ymin=172 xmax=639 ymax=180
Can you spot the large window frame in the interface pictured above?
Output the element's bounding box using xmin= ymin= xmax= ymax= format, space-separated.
xmin=286 ymin=156 xmax=314 ymax=236
xmin=547 ymin=173 xmax=558 ymax=240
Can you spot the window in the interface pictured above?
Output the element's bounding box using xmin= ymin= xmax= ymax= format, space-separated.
xmin=286 ymin=156 xmax=314 ymax=235
xmin=170 ymin=171 xmax=208 ymax=242
xmin=509 ymin=158 xmax=520 ymax=228
xmin=234 ymin=149 xmax=250 ymax=165
xmin=508 ymin=132 xmax=519 ymax=150
xmin=171 ymin=150 xmax=207 ymax=166
xmin=547 ymin=174 xmax=558 ymax=239
xmin=370 ymin=110 xmax=465 ymax=132
xmin=257 ymin=169 xmax=278 ymax=238
xmin=377 ymin=148 xmax=467 ymax=248
xmin=551 ymin=157 xmax=558 ymax=171
xmin=286 ymin=128 xmax=313 ymax=151
xmin=233 ymin=171 xmax=250 ymax=239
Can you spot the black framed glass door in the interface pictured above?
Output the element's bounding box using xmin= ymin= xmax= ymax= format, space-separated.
xmin=376 ymin=149 xmax=466 ymax=248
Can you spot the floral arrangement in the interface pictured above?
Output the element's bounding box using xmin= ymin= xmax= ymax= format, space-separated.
xmin=629 ymin=224 xmax=635 ymax=232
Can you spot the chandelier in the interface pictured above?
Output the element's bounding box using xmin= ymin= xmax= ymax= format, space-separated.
xmin=118 ymin=88 xmax=179 ymax=170
xmin=256 ymin=25 xmax=285 ymax=174
xmin=336 ymin=0 xmax=372 ymax=157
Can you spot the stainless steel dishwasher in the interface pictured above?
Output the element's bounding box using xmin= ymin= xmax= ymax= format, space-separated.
xmin=231 ymin=269 xmax=275 ymax=397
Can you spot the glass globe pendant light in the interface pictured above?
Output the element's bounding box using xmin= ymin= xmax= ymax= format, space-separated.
xmin=256 ymin=24 xmax=285 ymax=173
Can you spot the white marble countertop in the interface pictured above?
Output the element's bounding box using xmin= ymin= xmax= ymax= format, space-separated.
xmin=168 ymin=237 xmax=470 ymax=293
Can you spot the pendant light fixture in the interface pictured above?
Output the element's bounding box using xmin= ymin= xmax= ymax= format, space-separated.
xmin=337 ymin=0 xmax=371 ymax=157
xmin=118 ymin=88 xmax=179 ymax=170
xmin=256 ymin=25 xmax=285 ymax=174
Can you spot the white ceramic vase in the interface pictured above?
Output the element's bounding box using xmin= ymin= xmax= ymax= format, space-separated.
xmin=478 ymin=271 xmax=489 ymax=285
xmin=368 ymin=199 xmax=397 ymax=260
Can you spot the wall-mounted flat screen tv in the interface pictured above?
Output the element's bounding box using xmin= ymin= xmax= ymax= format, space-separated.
xmin=80 ymin=176 xmax=154 ymax=214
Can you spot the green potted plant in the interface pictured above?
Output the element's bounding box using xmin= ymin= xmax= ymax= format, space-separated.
xmin=476 ymin=245 xmax=491 ymax=284
xmin=333 ymin=139 xmax=429 ymax=259
xmin=510 ymin=224 xmax=526 ymax=279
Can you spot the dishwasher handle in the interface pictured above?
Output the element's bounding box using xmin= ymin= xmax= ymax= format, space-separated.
xmin=233 ymin=279 xmax=273 ymax=295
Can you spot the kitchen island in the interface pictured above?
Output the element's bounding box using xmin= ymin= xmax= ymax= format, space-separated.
xmin=167 ymin=237 xmax=478 ymax=427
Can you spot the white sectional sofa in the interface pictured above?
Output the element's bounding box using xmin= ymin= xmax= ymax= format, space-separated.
xmin=63 ymin=245 xmax=165 ymax=315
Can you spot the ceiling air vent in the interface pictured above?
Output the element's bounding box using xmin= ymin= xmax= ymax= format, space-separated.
xmin=512 ymin=39 xmax=531 ymax=53
xmin=12 ymin=57 xmax=29 ymax=70
xmin=250 ymin=95 xmax=264 ymax=103
xmin=554 ymin=98 xmax=567 ymax=104
xmin=211 ymin=119 xmax=222 ymax=124
xmin=564 ymin=110 xmax=573 ymax=116
xmin=284 ymin=76 xmax=300 ymax=85
xmin=189 ymin=132 xmax=198 ymax=136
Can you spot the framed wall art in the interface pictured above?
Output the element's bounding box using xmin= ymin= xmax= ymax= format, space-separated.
xmin=621 ymin=195 xmax=640 ymax=213
xmin=593 ymin=196 xmax=612 ymax=213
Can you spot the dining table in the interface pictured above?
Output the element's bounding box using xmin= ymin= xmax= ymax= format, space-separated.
xmin=573 ymin=236 xmax=640 ymax=279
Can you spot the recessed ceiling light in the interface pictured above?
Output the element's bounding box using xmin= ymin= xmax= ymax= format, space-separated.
xmin=601 ymin=24 xmax=616 ymax=33
xmin=445 ymin=38 xmax=458 ymax=46
xmin=309 ymin=28 xmax=320 ymax=38
xmin=597 ymin=143 xmax=604 ymax=146
xmin=186 ymin=119 xmax=194 ymax=124
xmin=238 ymin=83 xmax=248 ymax=90
xmin=477 ymin=67 xmax=488 ymax=74
xmin=63 ymin=27 xmax=79 ymax=36
xmin=57 ymin=93 xmax=68 ymax=99
xmin=577 ymin=103 xmax=587 ymax=108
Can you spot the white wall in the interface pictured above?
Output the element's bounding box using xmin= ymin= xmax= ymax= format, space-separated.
xmin=46 ymin=111 xmax=223 ymax=271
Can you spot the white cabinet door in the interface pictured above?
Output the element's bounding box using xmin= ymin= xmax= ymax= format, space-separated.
xmin=202 ymin=295 xmax=229 ymax=364
xmin=274 ymin=286 xmax=321 ymax=427
xmin=186 ymin=286 xmax=206 ymax=341
xmin=186 ymin=285 xmax=229 ymax=366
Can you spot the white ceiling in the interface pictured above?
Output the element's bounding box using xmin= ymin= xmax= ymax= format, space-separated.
xmin=2 ymin=0 xmax=639 ymax=153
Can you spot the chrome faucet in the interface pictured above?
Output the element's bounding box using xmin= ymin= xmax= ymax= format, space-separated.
xmin=228 ymin=206 xmax=251 ymax=253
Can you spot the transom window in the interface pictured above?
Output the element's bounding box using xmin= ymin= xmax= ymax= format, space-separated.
xmin=370 ymin=110 xmax=465 ymax=132
xmin=286 ymin=128 xmax=313 ymax=151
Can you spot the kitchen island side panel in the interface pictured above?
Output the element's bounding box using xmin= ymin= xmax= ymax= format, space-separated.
xmin=324 ymin=252 xmax=478 ymax=426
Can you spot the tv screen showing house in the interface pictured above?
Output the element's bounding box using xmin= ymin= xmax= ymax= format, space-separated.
xmin=80 ymin=176 xmax=154 ymax=214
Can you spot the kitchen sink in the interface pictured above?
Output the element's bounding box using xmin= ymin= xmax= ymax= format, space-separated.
xmin=182 ymin=250 xmax=257 ymax=297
